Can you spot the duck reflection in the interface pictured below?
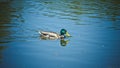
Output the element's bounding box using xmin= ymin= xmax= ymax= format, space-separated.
xmin=40 ymin=36 xmax=70 ymax=46
xmin=60 ymin=39 xmax=69 ymax=46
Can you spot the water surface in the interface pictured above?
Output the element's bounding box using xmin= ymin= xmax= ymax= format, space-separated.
xmin=0 ymin=0 xmax=120 ymax=68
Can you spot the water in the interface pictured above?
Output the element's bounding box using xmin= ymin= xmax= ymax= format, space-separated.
xmin=0 ymin=0 xmax=120 ymax=68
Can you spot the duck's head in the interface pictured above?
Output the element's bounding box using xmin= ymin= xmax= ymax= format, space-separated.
xmin=60 ymin=29 xmax=71 ymax=37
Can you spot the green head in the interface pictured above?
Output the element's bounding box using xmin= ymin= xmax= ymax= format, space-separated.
xmin=60 ymin=29 xmax=70 ymax=37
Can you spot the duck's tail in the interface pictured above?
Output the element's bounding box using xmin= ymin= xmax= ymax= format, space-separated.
xmin=38 ymin=31 xmax=42 ymax=34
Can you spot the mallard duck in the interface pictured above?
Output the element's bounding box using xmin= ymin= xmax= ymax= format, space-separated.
xmin=38 ymin=29 xmax=71 ymax=40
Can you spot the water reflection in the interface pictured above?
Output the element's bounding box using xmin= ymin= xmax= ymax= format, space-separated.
xmin=60 ymin=39 xmax=69 ymax=46
xmin=40 ymin=37 xmax=70 ymax=46
xmin=42 ymin=0 xmax=120 ymax=30
xmin=0 ymin=1 xmax=12 ymax=43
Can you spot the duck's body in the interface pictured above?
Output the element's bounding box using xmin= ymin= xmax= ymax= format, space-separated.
xmin=39 ymin=31 xmax=63 ymax=40
xmin=38 ymin=29 xmax=70 ymax=40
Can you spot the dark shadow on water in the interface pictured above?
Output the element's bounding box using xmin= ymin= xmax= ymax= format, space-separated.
xmin=0 ymin=0 xmax=26 ymax=43
xmin=0 ymin=46 xmax=8 ymax=64
xmin=0 ymin=1 xmax=13 ymax=43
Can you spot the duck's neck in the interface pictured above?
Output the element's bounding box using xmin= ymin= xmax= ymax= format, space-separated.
xmin=60 ymin=35 xmax=66 ymax=39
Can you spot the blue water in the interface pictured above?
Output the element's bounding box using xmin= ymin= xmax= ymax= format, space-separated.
xmin=0 ymin=0 xmax=120 ymax=68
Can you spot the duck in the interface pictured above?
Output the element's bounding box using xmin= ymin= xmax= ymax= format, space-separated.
xmin=38 ymin=29 xmax=71 ymax=40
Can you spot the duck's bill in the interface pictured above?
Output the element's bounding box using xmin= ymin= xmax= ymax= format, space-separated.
xmin=66 ymin=32 xmax=71 ymax=37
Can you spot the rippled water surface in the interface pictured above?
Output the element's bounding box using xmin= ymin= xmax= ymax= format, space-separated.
xmin=0 ymin=0 xmax=120 ymax=68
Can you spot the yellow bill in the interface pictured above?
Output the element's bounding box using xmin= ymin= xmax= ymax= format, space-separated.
xmin=66 ymin=32 xmax=71 ymax=37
